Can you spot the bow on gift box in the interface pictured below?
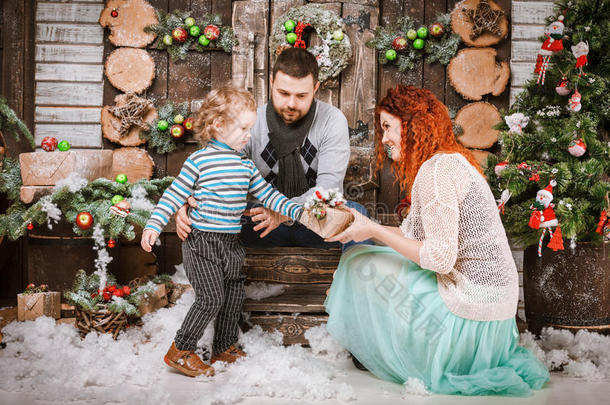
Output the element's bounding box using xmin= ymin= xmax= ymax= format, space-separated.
xmin=300 ymin=189 xmax=354 ymax=239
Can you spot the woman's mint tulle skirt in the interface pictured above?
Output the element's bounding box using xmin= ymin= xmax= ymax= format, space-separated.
xmin=325 ymin=245 xmax=549 ymax=396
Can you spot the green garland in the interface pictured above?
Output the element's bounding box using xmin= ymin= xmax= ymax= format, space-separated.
xmin=268 ymin=4 xmax=352 ymax=84
xmin=0 ymin=97 xmax=35 ymax=149
xmin=0 ymin=161 xmax=174 ymax=241
xmin=145 ymin=9 xmax=237 ymax=61
xmin=366 ymin=14 xmax=461 ymax=72
xmin=64 ymin=269 xmax=154 ymax=316
xmin=141 ymin=101 xmax=191 ymax=154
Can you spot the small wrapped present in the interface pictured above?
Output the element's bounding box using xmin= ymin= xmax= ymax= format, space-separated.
xmin=17 ymin=284 xmax=61 ymax=321
xmin=299 ymin=189 xmax=354 ymax=239
xmin=138 ymin=283 xmax=169 ymax=316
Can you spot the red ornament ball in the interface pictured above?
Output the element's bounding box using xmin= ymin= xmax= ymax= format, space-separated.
xmin=75 ymin=211 xmax=94 ymax=230
xmin=41 ymin=136 xmax=58 ymax=152
xmin=183 ymin=117 xmax=194 ymax=131
xmin=172 ymin=27 xmax=188 ymax=43
xmin=392 ymin=36 xmax=408 ymax=51
xmin=107 ymin=239 xmax=116 ymax=248
xmin=111 ymin=8 xmax=118 ymax=18
xmin=204 ymin=24 xmax=220 ymax=40
xmin=122 ymin=286 xmax=131 ymax=296
xmin=568 ymin=138 xmax=586 ymax=157
xmin=102 ymin=292 xmax=111 ymax=301
xmin=26 ymin=223 xmax=34 ymax=231
xmin=170 ymin=124 xmax=185 ymax=139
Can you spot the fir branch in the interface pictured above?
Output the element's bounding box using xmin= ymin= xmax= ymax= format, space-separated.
xmin=0 ymin=97 xmax=35 ymax=149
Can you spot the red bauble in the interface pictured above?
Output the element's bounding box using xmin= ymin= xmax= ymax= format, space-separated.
xmin=429 ymin=22 xmax=445 ymax=38
xmin=183 ymin=117 xmax=194 ymax=131
xmin=41 ymin=136 xmax=58 ymax=152
xmin=392 ymin=36 xmax=408 ymax=51
xmin=170 ymin=124 xmax=185 ymax=139
xmin=26 ymin=223 xmax=34 ymax=230
xmin=204 ymin=24 xmax=220 ymax=40
xmin=122 ymin=286 xmax=131 ymax=296
xmin=107 ymin=285 xmax=116 ymax=293
xmin=568 ymin=138 xmax=586 ymax=157
xmin=111 ymin=8 xmax=118 ymax=18
xmin=75 ymin=211 xmax=93 ymax=230
xmin=113 ymin=289 xmax=123 ymax=297
xmin=102 ymin=292 xmax=111 ymax=301
xmin=172 ymin=27 xmax=188 ymax=42
xmin=107 ymin=239 xmax=116 ymax=248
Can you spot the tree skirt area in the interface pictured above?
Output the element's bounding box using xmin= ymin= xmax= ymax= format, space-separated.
xmin=1 ymin=289 xmax=609 ymax=405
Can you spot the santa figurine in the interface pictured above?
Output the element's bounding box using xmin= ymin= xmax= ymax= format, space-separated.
xmin=535 ymin=15 xmax=565 ymax=85
xmin=529 ymin=180 xmax=564 ymax=255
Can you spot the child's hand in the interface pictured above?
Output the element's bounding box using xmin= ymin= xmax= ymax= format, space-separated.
xmin=141 ymin=229 xmax=160 ymax=252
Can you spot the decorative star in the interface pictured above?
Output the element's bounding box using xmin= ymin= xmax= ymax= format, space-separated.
xmin=463 ymin=0 xmax=504 ymax=40
xmin=108 ymin=94 xmax=152 ymax=137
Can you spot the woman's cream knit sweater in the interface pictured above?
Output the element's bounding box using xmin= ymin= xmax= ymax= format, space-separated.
xmin=400 ymin=153 xmax=519 ymax=321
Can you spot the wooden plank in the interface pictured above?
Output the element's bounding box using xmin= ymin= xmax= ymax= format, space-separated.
xmin=314 ymin=2 xmax=342 ymax=107
xmin=510 ymin=61 xmax=535 ymax=87
xmin=243 ymin=284 xmax=330 ymax=313
xmin=344 ymin=145 xmax=378 ymax=207
xmin=36 ymin=23 xmax=103 ymax=44
xmin=35 ymin=44 xmax=104 ymax=63
xmin=309 ymin=0 xmax=377 ymax=5
xmin=231 ymin=0 xmax=269 ymax=106
xmin=512 ymin=1 xmax=556 ymax=25
xmin=340 ymin=2 xmax=378 ymax=149
xmin=210 ymin=0 xmax=232 ymax=88
xmin=244 ymin=247 xmax=341 ymax=284
xmin=35 ymin=2 xmax=104 ymax=23
xmin=35 ymin=106 xmax=102 ymax=123
xmin=422 ymin=0 xmax=446 ymax=103
xmin=445 ymin=0 xmax=469 ymax=111
xmin=512 ymin=24 xmax=545 ymax=41
xmin=484 ymin=0 xmax=511 ymax=109
xmin=512 ymin=40 xmax=541 ymax=62
xmin=35 ymin=63 xmax=103 ymax=82
xmin=510 ymin=86 xmax=525 ymax=106
xmin=168 ymin=53 xmax=211 ymax=101
xmin=34 ymin=124 xmax=102 ymax=148
xmin=36 ymin=82 xmax=103 ymax=106
xmin=246 ymin=314 xmax=328 ymax=345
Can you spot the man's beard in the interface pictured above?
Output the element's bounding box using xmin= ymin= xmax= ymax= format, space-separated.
xmin=278 ymin=107 xmax=303 ymax=124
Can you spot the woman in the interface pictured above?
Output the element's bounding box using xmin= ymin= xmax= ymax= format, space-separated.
xmin=324 ymin=85 xmax=549 ymax=396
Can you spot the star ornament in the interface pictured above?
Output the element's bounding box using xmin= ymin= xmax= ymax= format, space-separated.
xmin=108 ymin=93 xmax=153 ymax=137
xmin=463 ymin=0 xmax=505 ymax=40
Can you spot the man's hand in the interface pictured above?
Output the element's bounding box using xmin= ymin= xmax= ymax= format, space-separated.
xmin=176 ymin=198 xmax=196 ymax=241
xmin=245 ymin=206 xmax=290 ymax=238
xmin=141 ymin=229 xmax=160 ymax=252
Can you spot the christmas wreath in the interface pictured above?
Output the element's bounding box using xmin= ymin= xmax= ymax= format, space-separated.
xmin=142 ymin=101 xmax=192 ymax=154
xmin=366 ymin=14 xmax=461 ymax=72
xmin=145 ymin=9 xmax=237 ymax=61
xmin=269 ymin=4 xmax=352 ymax=84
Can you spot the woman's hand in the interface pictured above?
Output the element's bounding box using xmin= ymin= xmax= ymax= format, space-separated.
xmin=325 ymin=208 xmax=379 ymax=244
xmin=141 ymin=229 xmax=160 ymax=252
xmin=245 ymin=206 xmax=289 ymax=238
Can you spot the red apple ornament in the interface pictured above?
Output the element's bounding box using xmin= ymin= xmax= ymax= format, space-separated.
xmin=183 ymin=117 xmax=194 ymax=131
xmin=76 ymin=211 xmax=94 ymax=230
xmin=429 ymin=22 xmax=445 ymax=38
xmin=392 ymin=36 xmax=408 ymax=51
xmin=204 ymin=25 xmax=220 ymax=40
xmin=172 ymin=27 xmax=188 ymax=43
xmin=170 ymin=124 xmax=185 ymax=139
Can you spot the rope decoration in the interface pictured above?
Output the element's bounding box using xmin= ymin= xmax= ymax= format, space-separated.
xmin=108 ymin=93 xmax=153 ymax=137
xmin=462 ymin=0 xmax=505 ymax=40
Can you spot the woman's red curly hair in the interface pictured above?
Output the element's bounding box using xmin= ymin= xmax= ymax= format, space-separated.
xmin=374 ymin=85 xmax=483 ymax=197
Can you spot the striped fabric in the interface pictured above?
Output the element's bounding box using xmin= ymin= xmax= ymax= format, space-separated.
xmin=145 ymin=138 xmax=303 ymax=234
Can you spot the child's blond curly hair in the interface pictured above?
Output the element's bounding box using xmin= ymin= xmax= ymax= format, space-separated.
xmin=192 ymin=85 xmax=256 ymax=145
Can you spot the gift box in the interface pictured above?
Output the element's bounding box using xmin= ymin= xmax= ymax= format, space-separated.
xmin=17 ymin=291 xmax=61 ymax=321
xmin=19 ymin=150 xmax=113 ymax=186
xmin=138 ymin=283 xmax=169 ymax=316
xmin=299 ymin=189 xmax=354 ymax=239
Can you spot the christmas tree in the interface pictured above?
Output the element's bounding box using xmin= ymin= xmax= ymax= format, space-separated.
xmin=486 ymin=0 xmax=609 ymax=249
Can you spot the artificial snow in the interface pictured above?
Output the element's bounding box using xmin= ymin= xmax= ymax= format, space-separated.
xmin=244 ymin=282 xmax=286 ymax=301
xmin=39 ymin=195 xmax=62 ymax=229
xmin=402 ymin=377 xmax=430 ymax=397
xmin=171 ymin=263 xmax=190 ymax=284
xmin=54 ymin=172 xmax=88 ymax=193
xmin=128 ymin=184 xmax=156 ymax=211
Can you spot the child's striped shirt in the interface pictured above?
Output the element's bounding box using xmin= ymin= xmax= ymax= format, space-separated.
xmin=144 ymin=138 xmax=303 ymax=234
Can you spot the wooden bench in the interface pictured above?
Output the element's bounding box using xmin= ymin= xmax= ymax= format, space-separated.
xmin=241 ymin=247 xmax=341 ymax=345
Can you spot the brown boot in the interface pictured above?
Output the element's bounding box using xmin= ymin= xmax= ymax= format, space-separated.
xmin=164 ymin=342 xmax=215 ymax=377
xmin=210 ymin=345 xmax=246 ymax=364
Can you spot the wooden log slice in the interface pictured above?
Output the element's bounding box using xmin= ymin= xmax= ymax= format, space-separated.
xmin=455 ymin=102 xmax=501 ymax=149
xmin=105 ymin=48 xmax=155 ymax=94
xmin=451 ymin=0 xmax=509 ymax=47
xmin=469 ymin=149 xmax=492 ymax=171
xmin=99 ymin=0 xmax=158 ymax=48
xmin=112 ymin=147 xmax=154 ymax=181
xmin=101 ymin=94 xmax=156 ymax=147
xmin=447 ymin=48 xmax=510 ymax=101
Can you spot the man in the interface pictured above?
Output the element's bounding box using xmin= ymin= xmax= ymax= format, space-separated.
xmin=176 ymin=48 xmax=370 ymax=249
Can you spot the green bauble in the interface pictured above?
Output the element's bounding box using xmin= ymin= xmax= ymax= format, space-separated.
xmin=413 ymin=38 xmax=425 ymax=50
xmin=332 ymin=29 xmax=344 ymax=41
xmin=385 ymin=49 xmax=397 ymax=61
xmin=111 ymin=195 xmax=124 ymax=205
xmin=189 ymin=25 xmax=201 ymax=37
xmin=286 ymin=32 xmax=297 ymax=44
xmin=57 ymin=140 xmax=70 ymax=151
xmin=157 ymin=120 xmax=169 ymax=131
xmin=198 ymin=35 xmax=210 ymax=46
xmin=115 ymin=173 xmax=128 ymax=184
xmin=162 ymin=34 xmax=173 ymax=46
xmin=406 ymin=29 xmax=418 ymax=41
xmin=284 ymin=19 xmax=296 ymax=32
xmin=184 ymin=17 xmax=196 ymax=28
xmin=417 ymin=26 xmax=428 ymax=39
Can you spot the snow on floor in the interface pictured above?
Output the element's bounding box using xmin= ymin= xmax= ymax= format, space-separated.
xmin=1 ymin=290 xmax=609 ymax=405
